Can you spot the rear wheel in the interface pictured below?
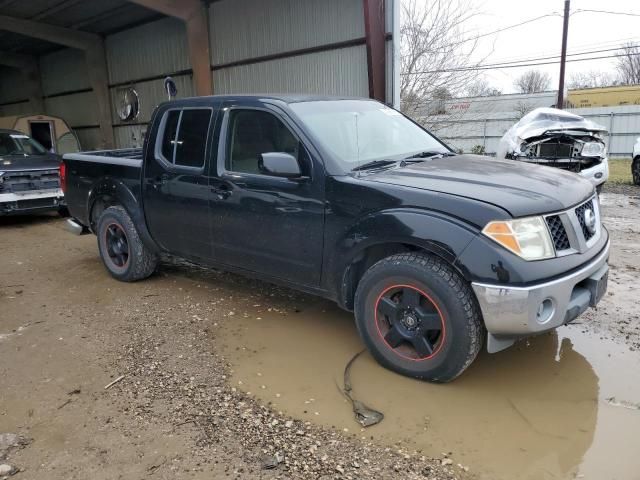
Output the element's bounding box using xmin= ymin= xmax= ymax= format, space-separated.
xmin=354 ymin=253 xmax=483 ymax=382
xmin=97 ymin=206 xmax=157 ymax=282
xmin=632 ymin=157 xmax=640 ymax=186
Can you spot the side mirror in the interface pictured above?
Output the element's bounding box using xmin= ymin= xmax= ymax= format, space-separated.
xmin=259 ymin=152 xmax=302 ymax=178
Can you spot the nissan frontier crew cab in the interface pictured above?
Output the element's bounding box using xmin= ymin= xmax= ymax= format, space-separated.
xmin=62 ymin=95 xmax=609 ymax=382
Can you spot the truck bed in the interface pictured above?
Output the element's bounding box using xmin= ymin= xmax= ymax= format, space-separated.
xmin=63 ymin=148 xmax=144 ymax=226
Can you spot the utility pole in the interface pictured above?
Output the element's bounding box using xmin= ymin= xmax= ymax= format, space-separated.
xmin=557 ymin=0 xmax=570 ymax=109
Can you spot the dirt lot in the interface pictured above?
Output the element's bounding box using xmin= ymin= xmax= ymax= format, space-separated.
xmin=1 ymin=188 xmax=639 ymax=480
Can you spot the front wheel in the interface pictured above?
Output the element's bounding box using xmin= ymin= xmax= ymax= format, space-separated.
xmin=97 ymin=206 xmax=158 ymax=282
xmin=632 ymin=157 xmax=640 ymax=186
xmin=354 ymin=253 xmax=483 ymax=382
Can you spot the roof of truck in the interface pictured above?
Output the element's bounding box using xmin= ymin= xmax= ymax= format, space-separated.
xmin=165 ymin=94 xmax=375 ymax=105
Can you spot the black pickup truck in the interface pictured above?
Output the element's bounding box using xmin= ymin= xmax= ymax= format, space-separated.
xmin=62 ymin=95 xmax=609 ymax=382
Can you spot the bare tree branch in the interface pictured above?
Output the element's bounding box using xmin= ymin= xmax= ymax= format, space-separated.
xmin=615 ymin=42 xmax=640 ymax=85
xmin=400 ymin=0 xmax=487 ymax=129
xmin=514 ymin=70 xmax=551 ymax=94
xmin=567 ymin=70 xmax=617 ymax=89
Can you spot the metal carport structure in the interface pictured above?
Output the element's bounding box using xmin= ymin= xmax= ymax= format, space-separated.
xmin=0 ymin=0 xmax=399 ymax=150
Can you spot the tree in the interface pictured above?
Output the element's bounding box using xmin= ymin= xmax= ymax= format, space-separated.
xmin=567 ymin=70 xmax=617 ymax=89
xmin=464 ymin=77 xmax=502 ymax=97
xmin=514 ymin=100 xmax=534 ymax=119
xmin=400 ymin=0 xmax=485 ymax=125
xmin=514 ymin=70 xmax=551 ymax=94
xmin=615 ymin=42 xmax=640 ymax=85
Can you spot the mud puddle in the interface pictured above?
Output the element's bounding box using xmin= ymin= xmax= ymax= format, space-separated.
xmin=218 ymin=300 xmax=640 ymax=480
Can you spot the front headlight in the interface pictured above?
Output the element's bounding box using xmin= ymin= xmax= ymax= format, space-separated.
xmin=482 ymin=216 xmax=555 ymax=261
xmin=581 ymin=142 xmax=605 ymax=157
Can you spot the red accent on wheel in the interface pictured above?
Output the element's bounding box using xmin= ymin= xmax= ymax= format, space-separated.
xmin=374 ymin=284 xmax=446 ymax=362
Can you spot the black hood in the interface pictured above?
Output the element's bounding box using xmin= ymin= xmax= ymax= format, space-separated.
xmin=0 ymin=153 xmax=61 ymax=172
xmin=363 ymin=154 xmax=594 ymax=217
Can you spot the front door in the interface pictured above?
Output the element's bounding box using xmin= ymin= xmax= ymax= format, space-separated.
xmin=209 ymin=103 xmax=325 ymax=287
xmin=143 ymin=106 xmax=217 ymax=260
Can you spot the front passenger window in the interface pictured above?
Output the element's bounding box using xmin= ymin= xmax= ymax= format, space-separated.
xmin=227 ymin=110 xmax=301 ymax=174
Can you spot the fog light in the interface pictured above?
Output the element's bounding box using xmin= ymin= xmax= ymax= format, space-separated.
xmin=536 ymin=298 xmax=555 ymax=324
xmin=595 ymin=172 xmax=603 ymax=179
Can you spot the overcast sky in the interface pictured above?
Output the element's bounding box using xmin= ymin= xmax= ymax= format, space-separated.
xmin=465 ymin=0 xmax=640 ymax=94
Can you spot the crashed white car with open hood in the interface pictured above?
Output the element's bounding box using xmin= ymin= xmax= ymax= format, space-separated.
xmin=497 ymin=108 xmax=608 ymax=191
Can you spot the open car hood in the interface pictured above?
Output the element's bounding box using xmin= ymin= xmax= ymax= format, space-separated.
xmin=497 ymin=107 xmax=607 ymax=159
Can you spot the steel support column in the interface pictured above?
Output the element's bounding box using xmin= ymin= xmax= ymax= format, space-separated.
xmin=0 ymin=15 xmax=115 ymax=148
xmin=363 ymin=0 xmax=386 ymax=102
xmin=0 ymin=51 xmax=45 ymax=112
xmin=128 ymin=0 xmax=213 ymax=96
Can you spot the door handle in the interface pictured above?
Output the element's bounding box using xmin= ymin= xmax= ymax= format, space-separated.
xmin=149 ymin=174 xmax=169 ymax=189
xmin=211 ymin=184 xmax=232 ymax=200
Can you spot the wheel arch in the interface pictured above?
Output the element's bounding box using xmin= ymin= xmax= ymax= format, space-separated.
xmin=333 ymin=209 xmax=480 ymax=310
xmin=88 ymin=178 xmax=160 ymax=254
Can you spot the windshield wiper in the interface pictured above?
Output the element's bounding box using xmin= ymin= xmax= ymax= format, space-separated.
xmin=351 ymin=159 xmax=398 ymax=172
xmin=404 ymin=150 xmax=456 ymax=160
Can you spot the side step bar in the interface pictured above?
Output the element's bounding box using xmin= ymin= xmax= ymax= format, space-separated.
xmin=65 ymin=218 xmax=88 ymax=235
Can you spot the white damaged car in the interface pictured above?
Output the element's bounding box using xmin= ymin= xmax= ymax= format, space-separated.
xmin=497 ymin=108 xmax=609 ymax=192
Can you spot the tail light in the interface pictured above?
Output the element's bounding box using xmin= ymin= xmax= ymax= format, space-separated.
xmin=59 ymin=161 xmax=67 ymax=193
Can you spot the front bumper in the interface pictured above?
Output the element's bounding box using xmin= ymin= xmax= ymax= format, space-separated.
xmin=580 ymin=158 xmax=609 ymax=187
xmin=472 ymin=240 xmax=610 ymax=353
xmin=0 ymin=188 xmax=65 ymax=215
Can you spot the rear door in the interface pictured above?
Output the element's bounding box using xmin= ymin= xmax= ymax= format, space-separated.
xmin=208 ymin=101 xmax=325 ymax=287
xmin=143 ymin=105 xmax=218 ymax=260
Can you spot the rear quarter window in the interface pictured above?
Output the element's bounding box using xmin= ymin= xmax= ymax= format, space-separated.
xmin=158 ymin=108 xmax=212 ymax=168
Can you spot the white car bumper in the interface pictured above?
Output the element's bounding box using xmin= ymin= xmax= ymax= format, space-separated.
xmin=0 ymin=188 xmax=65 ymax=214
xmin=579 ymin=158 xmax=609 ymax=188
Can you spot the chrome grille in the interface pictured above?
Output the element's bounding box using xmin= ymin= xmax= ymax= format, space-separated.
xmin=545 ymin=215 xmax=571 ymax=251
xmin=575 ymin=199 xmax=595 ymax=241
xmin=543 ymin=196 xmax=600 ymax=256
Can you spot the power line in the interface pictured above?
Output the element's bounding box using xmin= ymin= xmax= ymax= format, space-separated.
xmin=484 ymin=36 xmax=640 ymax=65
xmin=573 ymin=9 xmax=640 ymax=18
xmin=401 ymin=51 xmax=640 ymax=75
xmin=473 ymin=46 xmax=627 ymax=69
xmin=473 ymin=14 xmax=561 ymax=40
xmin=442 ymin=13 xmax=561 ymax=49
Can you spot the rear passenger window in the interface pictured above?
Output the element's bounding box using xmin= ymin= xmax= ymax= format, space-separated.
xmin=159 ymin=108 xmax=212 ymax=168
xmin=161 ymin=110 xmax=180 ymax=161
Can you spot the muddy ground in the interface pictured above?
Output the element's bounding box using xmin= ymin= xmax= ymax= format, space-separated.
xmin=1 ymin=190 xmax=639 ymax=480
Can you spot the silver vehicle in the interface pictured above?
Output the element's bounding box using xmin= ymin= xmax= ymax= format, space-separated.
xmin=497 ymin=108 xmax=609 ymax=192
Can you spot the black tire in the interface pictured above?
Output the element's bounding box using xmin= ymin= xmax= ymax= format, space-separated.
xmin=595 ymin=184 xmax=603 ymax=195
xmin=632 ymin=157 xmax=640 ymax=186
xmin=96 ymin=206 xmax=158 ymax=282
xmin=354 ymin=253 xmax=483 ymax=383
xmin=58 ymin=206 xmax=70 ymax=217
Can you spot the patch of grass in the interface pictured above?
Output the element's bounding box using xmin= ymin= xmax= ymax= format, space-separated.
xmin=608 ymin=158 xmax=633 ymax=185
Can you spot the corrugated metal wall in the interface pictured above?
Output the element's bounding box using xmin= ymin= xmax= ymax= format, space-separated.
xmin=0 ymin=67 xmax=31 ymax=116
xmin=213 ymin=47 xmax=368 ymax=96
xmin=210 ymin=0 xmax=364 ymax=64
xmin=0 ymin=0 xmax=373 ymax=150
xmin=106 ymin=17 xmax=195 ymax=147
xmin=40 ymin=48 xmax=90 ymax=95
xmin=210 ymin=0 xmax=368 ymax=97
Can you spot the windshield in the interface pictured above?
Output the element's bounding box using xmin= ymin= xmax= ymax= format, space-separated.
xmin=0 ymin=132 xmax=47 ymax=156
xmin=290 ymin=100 xmax=450 ymax=171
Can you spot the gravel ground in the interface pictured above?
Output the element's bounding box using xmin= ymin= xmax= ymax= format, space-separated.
xmin=0 ymin=216 xmax=467 ymax=480
xmin=1 ymin=189 xmax=637 ymax=479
